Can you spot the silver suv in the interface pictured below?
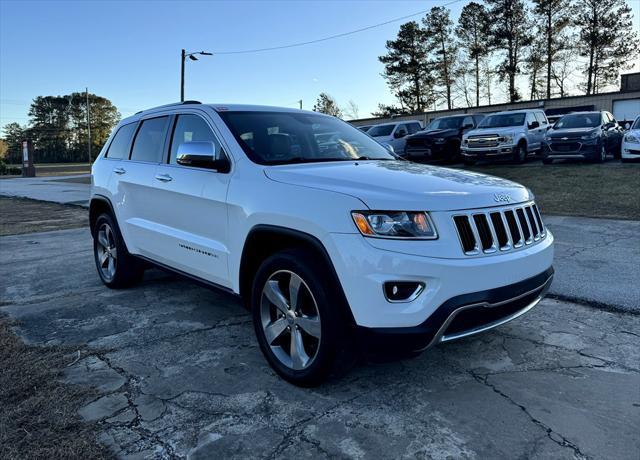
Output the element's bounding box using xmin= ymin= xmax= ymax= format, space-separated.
xmin=461 ymin=109 xmax=549 ymax=165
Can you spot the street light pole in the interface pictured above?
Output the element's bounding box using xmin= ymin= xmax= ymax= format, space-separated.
xmin=180 ymin=49 xmax=185 ymax=102
xmin=180 ymin=49 xmax=212 ymax=102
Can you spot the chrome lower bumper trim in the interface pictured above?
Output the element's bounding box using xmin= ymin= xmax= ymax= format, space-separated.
xmin=427 ymin=274 xmax=553 ymax=348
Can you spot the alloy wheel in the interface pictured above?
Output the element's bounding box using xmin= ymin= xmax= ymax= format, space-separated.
xmin=96 ymin=223 xmax=117 ymax=281
xmin=260 ymin=270 xmax=321 ymax=370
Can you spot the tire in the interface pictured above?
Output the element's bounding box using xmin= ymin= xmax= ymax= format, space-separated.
xmin=542 ymin=158 xmax=553 ymax=165
xmin=445 ymin=140 xmax=461 ymax=164
xmin=251 ymin=248 xmax=356 ymax=386
xmin=512 ymin=143 xmax=527 ymax=164
xmin=463 ymin=159 xmax=476 ymax=166
xmin=93 ymin=213 xmax=144 ymax=288
xmin=593 ymin=143 xmax=606 ymax=163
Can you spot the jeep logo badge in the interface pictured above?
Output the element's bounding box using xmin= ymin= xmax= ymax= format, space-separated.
xmin=494 ymin=193 xmax=512 ymax=203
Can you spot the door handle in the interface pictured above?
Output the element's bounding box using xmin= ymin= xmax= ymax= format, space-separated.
xmin=155 ymin=173 xmax=173 ymax=182
xmin=113 ymin=167 xmax=126 ymax=175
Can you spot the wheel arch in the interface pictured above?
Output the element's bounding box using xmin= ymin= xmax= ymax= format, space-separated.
xmin=89 ymin=195 xmax=116 ymax=234
xmin=238 ymin=225 xmax=355 ymax=325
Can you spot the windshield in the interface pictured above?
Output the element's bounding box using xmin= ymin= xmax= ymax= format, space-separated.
xmin=631 ymin=117 xmax=640 ymax=130
xmin=478 ymin=113 xmax=526 ymax=128
xmin=426 ymin=117 xmax=463 ymax=130
xmin=554 ymin=113 xmax=600 ymax=129
xmin=367 ymin=124 xmax=395 ymax=137
xmin=218 ymin=111 xmax=396 ymax=165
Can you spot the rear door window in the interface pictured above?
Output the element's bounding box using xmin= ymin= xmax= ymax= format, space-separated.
xmin=130 ymin=116 xmax=170 ymax=163
xmin=535 ymin=112 xmax=548 ymax=125
xmin=407 ymin=122 xmax=421 ymax=134
xmin=106 ymin=123 xmax=137 ymax=159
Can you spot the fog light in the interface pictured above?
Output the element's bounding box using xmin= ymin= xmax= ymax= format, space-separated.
xmin=383 ymin=281 xmax=425 ymax=302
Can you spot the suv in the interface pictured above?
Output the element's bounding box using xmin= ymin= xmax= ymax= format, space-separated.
xmin=542 ymin=111 xmax=624 ymax=164
xmin=90 ymin=102 xmax=554 ymax=386
xmin=404 ymin=114 xmax=485 ymax=163
xmin=461 ymin=109 xmax=549 ymax=165
xmin=367 ymin=120 xmax=422 ymax=153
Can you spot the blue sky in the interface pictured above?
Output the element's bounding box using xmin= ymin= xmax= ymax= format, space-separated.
xmin=1 ymin=0 xmax=639 ymax=130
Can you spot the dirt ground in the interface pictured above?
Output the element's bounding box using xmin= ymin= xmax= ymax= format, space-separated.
xmin=0 ymin=196 xmax=88 ymax=236
xmin=0 ymin=198 xmax=107 ymax=459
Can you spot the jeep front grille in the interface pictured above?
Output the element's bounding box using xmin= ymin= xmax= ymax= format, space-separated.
xmin=453 ymin=203 xmax=545 ymax=255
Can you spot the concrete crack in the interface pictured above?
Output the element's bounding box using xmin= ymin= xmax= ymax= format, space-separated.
xmin=469 ymin=371 xmax=590 ymax=460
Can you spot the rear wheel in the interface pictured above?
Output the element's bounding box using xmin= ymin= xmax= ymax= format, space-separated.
xmin=251 ymin=249 xmax=355 ymax=386
xmin=93 ymin=213 xmax=144 ymax=288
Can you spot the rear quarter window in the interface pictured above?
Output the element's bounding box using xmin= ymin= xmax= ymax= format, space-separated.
xmin=105 ymin=123 xmax=137 ymax=159
xmin=130 ymin=117 xmax=170 ymax=163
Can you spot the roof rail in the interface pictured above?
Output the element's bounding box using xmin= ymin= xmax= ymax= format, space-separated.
xmin=135 ymin=100 xmax=202 ymax=114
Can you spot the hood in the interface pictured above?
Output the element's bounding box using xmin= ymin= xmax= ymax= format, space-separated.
xmin=466 ymin=126 xmax=522 ymax=137
xmin=264 ymin=160 xmax=531 ymax=211
xmin=548 ymin=127 xmax=598 ymax=137
xmin=409 ymin=128 xmax=458 ymax=139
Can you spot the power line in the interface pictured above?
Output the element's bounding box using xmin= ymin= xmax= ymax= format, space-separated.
xmin=212 ymin=0 xmax=464 ymax=55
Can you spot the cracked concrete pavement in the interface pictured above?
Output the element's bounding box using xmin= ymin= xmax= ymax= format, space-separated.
xmin=1 ymin=227 xmax=639 ymax=459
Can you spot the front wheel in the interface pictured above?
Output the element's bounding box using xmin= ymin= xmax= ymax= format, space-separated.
xmin=593 ymin=144 xmax=606 ymax=163
xmin=93 ymin=213 xmax=144 ymax=288
xmin=463 ymin=159 xmax=476 ymax=166
xmin=251 ymin=249 xmax=355 ymax=386
xmin=512 ymin=143 xmax=527 ymax=164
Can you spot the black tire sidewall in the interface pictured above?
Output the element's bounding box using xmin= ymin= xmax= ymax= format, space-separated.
xmin=93 ymin=213 xmax=141 ymax=288
xmin=251 ymin=249 xmax=350 ymax=386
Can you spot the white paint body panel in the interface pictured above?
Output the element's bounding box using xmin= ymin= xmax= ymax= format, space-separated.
xmin=91 ymin=103 xmax=554 ymax=329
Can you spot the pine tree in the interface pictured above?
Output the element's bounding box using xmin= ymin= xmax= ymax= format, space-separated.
xmin=423 ymin=7 xmax=456 ymax=109
xmin=312 ymin=93 xmax=342 ymax=117
xmin=575 ymin=0 xmax=639 ymax=95
xmin=378 ymin=21 xmax=434 ymax=113
xmin=456 ymin=2 xmax=491 ymax=107
xmin=532 ymin=0 xmax=572 ymax=99
xmin=486 ymin=0 xmax=532 ymax=102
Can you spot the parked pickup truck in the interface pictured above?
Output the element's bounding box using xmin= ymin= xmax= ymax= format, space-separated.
xmin=403 ymin=114 xmax=485 ymax=163
xmin=461 ymin=109 xmax=550 ymax=165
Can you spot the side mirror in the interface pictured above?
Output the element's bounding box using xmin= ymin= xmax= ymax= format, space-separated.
xmin=394 ymin=129 xmax=407 ymax=139
xmin=529 ymin=121 xmax=540 ymax=129
xmin=462 ymin=123 xmax=474 ymax=130
xmin=176 ymin=141 xmax=230 ymax=172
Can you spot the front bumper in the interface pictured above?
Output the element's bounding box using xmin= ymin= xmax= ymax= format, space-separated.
xmin=621 ymin=141 xmax=640 ymax=159
xmin=325 ymin=230 xmax=554 ymax=330
xmin=404 ymin=141 xmax=450 ymax=160
xmin=356 ymin=267 xmax=553 ymax=352
xmin=542 ymin=140 xmax=599 ymax=159
xmin=461 ymin=145 xmax=514 ymax=158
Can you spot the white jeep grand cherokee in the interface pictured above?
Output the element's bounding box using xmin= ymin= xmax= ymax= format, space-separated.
xmin=90 ymin=102 xmax=554 ymax=386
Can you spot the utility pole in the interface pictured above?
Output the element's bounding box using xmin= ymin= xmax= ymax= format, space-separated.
xmin=180 ymin=49 xmax=185 ymax=102
xmin=298 ymin=99 xmax=303 ymax=110
xmin=86 ymin=87 xmax=91 ymax=163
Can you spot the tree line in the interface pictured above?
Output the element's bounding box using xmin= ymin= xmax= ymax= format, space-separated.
xmin=1 ymin=93 xmax=119 ymax=164
xmin=372 ymin=0 xmax=638 ymax=117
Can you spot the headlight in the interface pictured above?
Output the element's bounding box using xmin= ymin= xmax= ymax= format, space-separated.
xmin=500 ymin=135 xmax=513 ymax=144
xmin=352 ymin=211 xmax=438 ymax=239
xmin=625 ymin=134 xmax=639 ymax=143
xmin=581 ymin=130 xmax=599 ymax=140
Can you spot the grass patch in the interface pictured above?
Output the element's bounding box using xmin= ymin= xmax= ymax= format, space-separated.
xmin=462 ymin=162 xmax=640 ymax=220
xmin=0 ymin=317 xmax=112 ymax=459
